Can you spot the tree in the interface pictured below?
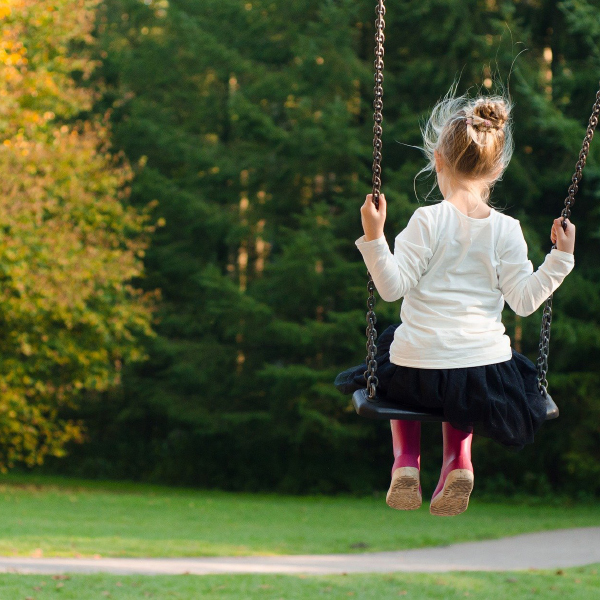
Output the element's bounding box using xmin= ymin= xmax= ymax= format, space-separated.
xmin=0 ymin=0 xmax=156 ymax=469
xmin=50 ymin=0 xmax=600 ymax=496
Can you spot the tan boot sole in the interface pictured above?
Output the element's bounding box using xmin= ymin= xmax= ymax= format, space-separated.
xmin=386 ymin=467 xmax=422 ymax=510
xmin=430 ymin=469 xmax=474 ymax=517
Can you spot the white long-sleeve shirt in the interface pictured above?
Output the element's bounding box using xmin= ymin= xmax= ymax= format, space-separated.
xmin=356 ymin=199 xmax=575 ymax=368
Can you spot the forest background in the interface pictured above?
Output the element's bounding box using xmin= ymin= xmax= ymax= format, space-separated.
xmin=2 ymin=0 xmax=600 ymax=497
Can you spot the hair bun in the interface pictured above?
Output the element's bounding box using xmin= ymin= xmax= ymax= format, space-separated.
xmin=472 ymin=99 xmax=508 ymax=131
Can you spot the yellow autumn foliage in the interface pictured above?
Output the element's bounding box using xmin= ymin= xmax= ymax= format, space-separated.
xmin=0 ymin=0 xmax=156 ymax=469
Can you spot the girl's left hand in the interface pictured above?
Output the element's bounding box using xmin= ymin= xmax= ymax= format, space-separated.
xmin=361 ymin=193 xmax=386 ymax=242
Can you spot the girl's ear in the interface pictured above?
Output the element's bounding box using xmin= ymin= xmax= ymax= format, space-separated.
xmin=434 ymin=150 xmax=443 ymax=173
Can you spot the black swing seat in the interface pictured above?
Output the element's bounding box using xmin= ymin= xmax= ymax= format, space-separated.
xmin=352 ymin=388 xmax=559 ymax=421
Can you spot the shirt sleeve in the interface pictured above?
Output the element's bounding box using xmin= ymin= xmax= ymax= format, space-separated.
xmin=497 ymin=219 xmax=575 ymax=317
xmin=355 ymin=207 xmax=434 ymax=302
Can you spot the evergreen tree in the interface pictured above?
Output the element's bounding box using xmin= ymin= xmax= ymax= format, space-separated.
xmin=48 ymin=0 xmax=600 ymax=495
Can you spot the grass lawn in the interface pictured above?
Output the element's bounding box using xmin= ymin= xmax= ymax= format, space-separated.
xmin=0 ymin=567 xmax=598 ymax=599
xmin=0 ymin=474 xmax=599 ymax=559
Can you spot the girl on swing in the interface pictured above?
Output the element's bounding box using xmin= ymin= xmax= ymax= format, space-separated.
xmin=337 ymin=92 xmax=576 ymax=516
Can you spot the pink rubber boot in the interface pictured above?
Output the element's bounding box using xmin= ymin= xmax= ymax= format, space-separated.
xmin=386 ymin=420 xmax=422 ymax=510
xmin=430 ymin=422 xmax=474 ymax=516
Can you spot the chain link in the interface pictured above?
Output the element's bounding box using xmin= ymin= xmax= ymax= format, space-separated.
xmin=537 ymin=82 xmax=600 ymax=395
xmin=364 ymin=0 xmax=386 ymax=400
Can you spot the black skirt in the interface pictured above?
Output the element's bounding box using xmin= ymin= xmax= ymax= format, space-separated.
xmin=335 ymin=325 xmax=547 ymax=449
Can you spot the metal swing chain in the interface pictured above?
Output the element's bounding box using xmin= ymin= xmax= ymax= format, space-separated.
xmin=537 ymin=82 xmax=600 ymax=396
xmin=364 ymin=0 xmax=386 ymax=400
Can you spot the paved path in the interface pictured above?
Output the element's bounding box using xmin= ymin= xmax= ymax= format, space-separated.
xmin=0 ymin=528 xmax=599 ymax=575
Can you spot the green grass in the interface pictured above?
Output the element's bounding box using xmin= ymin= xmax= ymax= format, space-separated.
xmin=0 ymin=567 xmax=599 ymax=599
xmin=0 ymin=473 xmax=599 ymax=559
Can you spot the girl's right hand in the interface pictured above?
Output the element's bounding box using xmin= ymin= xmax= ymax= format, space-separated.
xmin=551 ymin=218 xmax=575 ymax=254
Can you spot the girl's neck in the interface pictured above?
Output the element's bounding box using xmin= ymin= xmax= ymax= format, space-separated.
xmin=437 ymin=173 xmax=491 ymax=219
xmin=442 ymin=188 xmax=491 ymax=220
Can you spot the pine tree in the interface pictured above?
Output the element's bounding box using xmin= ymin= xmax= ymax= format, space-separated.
xmin=56 ymin=0 xmax=600 ymax=495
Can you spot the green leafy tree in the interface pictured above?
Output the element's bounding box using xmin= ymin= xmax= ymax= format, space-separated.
xmin=0 ymin=0 xmax=156 ymax=469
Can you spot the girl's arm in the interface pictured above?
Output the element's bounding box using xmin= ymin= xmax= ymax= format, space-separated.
xmin=498 ymin=219 xmax=575 ymax=317
xmin=356 ymin=196 xmax=434 ymax=302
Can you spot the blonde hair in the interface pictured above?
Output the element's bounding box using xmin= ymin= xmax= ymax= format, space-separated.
xmin=415 ymin=83 xmax=514 ymax=203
